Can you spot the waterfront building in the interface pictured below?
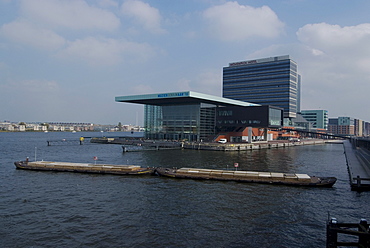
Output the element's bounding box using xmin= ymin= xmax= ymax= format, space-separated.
xmin=364 ymin=122 xmax=370 ymax=137
xmin=354 ymin=119 xmax=363 ymax=137
xmin=328 ymin=117 xmax=355 ymax=136
xmin=301 ymin=110 xmax=328 ymax=130
xmin=116 ymin=91 xmax=283 ymax=142
xmin=223 ymin=55 xmax=300 ymax=119
xmin=353 ymin=119 xmax=370 ymax=137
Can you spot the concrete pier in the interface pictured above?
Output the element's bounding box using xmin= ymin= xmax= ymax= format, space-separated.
xmin=92 ymin=137 xmax=327 ymax=151
xmin=183 ymin=139 xmax=325 ymax=151
xmin=343 ymin=140 xmax=370 ymax=191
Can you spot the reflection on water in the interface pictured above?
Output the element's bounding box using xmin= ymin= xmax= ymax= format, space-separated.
xmin=0 ymin=132 xmax=369 ymax=248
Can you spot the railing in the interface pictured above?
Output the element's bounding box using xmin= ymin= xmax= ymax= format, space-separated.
xmin=352 ymin=176 xmax=370 ymax=190
xmin=327 ymin=217 xmax=370 ymax=248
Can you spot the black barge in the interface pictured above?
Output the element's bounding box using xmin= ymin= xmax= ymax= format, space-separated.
xmin=155 ymin=167 xmax=337 ymax=187
xmin=14 ymin=161 xmax=154 ymax=175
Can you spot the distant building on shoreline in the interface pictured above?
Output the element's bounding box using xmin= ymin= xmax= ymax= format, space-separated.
xmin=0 ymin=121 xmax=143 ymax=132
xmin=328 ymin=117 xmax=370 ymax=137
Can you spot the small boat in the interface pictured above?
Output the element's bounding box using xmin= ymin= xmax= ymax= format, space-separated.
xmin=155 ymin=167 xmax=337 ymax=187
xmin=14 ymin=161 xmax=154 ymax=175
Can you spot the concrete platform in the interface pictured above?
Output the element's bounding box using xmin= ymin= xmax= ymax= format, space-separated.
xmin=343 ymin=140 xmax=370 ymax=191
xmin=183 ymin=139 xmax=325 ymax=151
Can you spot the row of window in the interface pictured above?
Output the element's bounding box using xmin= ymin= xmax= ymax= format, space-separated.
xmin=223 ymin=69 xmax=292 ymax=78
xmin=224 ymin=60 xmax=293 ymax=72
xmin=223 ymin=74 xmax=292 ymax=84
xmin=223 ymin=80 xmax=297 ymax=89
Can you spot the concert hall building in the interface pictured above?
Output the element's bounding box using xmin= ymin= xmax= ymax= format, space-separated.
xmin=115 ymin=91 xmax=283 ymax=142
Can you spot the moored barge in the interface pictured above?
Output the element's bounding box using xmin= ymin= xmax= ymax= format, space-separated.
xmin=14 ymin=161 xmax=154 ymax=175
xmin=155 ymin=167 xmax=337 ymax=187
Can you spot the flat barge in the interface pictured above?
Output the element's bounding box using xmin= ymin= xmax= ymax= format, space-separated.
xmin=14 ymin=161 xmax=154 ymax=175
xmin=155 ymin=167 xmax=337 ymax=187
xmin=14 ymin=161 xmax=336 ymax=187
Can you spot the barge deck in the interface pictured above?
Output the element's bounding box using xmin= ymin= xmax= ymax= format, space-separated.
xmin=155 ymin=167 xmax=337 ymax=187
xmin=14 ymin=161 xmax=336 ymax=187
xmin=14 ymin=161 xmax=154 ymax=175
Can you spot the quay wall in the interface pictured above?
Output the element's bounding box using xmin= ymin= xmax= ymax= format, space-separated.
xmin=343 ymin=140 xmax=370 ymax=190
xmin=91 ymin=137 xmax=329 ymax=151
xmin=183 ymin=139 xmax=326 ymax=151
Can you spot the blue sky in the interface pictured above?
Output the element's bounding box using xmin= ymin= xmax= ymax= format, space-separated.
xmin=1 ymin=0 xmax=370 ymax=125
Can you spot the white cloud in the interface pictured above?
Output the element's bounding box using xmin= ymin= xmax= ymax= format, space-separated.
xmin=297 ymin=23 xmax=370 ymax=75
xmin=20 ymin=0 xmax=120 ymax=31
xmin=0 ymin=0 xmax=158 ymax=67
xmin=249 ymin=22 xmax=370 ymax=120
xmin=121 ymin=0 xmax=165 ymax=34
xmin=58 ymin=36 xmax=155 ymax=66
xmin=297 ymin=23 xmax=370 ymax=57
xmin=203 ymin=2 xmax=284 ymax=41
xmin=0 ymin=19 xmax=66 ymax=50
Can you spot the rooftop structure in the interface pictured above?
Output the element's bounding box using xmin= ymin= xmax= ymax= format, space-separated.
xmin=115 ymin=91 xmax=260 ymax=107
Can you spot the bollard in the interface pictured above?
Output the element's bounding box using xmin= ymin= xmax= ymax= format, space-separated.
xmin=357 ymin=175 xmax=361 ymax=188
xmin=326 ymin=218 xmax=338 ymax=248
xmin=359 ymin=218 xmax=369 ymax=247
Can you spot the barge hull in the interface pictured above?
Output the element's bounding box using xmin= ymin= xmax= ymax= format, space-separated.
xmin=155 ymin=168 xmax=337 ymax=187
xmin=14 ymin=161 xmax=154 ymax=175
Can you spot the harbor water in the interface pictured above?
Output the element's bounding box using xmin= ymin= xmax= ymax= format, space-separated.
xmin=0 ymin=132 xmax=369 ymax=247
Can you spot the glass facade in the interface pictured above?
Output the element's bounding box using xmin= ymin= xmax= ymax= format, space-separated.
xmin=223 ymin=55 xmax=299 ymax=119
xmin=117 ymin=91 xmax=282 ymax=141
xmin=144 ymin=103 xmax=216 ymax=141
xmin=216 ymin=105 xmax=283 ymax=132
xmin=269 ymin=108 xmax=282 ymax=126
xmin=301 ymin=110 xmax=328 ymax=129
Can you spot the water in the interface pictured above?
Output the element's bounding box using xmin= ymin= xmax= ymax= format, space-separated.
xmin=0 ymin=132 xmax=369 ymax=247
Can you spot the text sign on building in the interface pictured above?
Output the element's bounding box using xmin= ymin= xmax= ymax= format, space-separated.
xmin=157 ymin=92 xmax=189 ymax=98
xmin=229 ymin=60 xmax=257 ymax=67
xmin=218 ymin=110 xmax=233 ymax=116
xmin=216 ymin=106 xmax=282 ymax=128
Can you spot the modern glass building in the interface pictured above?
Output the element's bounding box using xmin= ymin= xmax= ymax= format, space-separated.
xmin=116 ymin=91 xmax=282 ymax=141
xmin=223 ymin=55 xmax=300 ymax=119
xmin=301 ymin=110 xmax=328 ymax=129
xmin=144 ymin=103 xmax=216 ymax=141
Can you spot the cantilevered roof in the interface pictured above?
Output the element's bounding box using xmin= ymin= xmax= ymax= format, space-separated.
xmin=115 ymin=91 xmax=260 ymax=107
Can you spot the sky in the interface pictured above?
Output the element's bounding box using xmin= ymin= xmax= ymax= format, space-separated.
xmin=1 ymin=0 xmax=370 ymax=125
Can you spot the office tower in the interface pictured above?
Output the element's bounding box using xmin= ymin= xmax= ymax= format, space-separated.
xmin=223 ymin=55 xmax=300 ymax=119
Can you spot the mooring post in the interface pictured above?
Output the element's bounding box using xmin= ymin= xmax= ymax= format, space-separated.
xmin=359 ymin=218 xmax=369 ymax=247
xmin=326 ymin=217 xmax=338 ymax=248
xmin=357 ymin=175 xmax=361 ymax=188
